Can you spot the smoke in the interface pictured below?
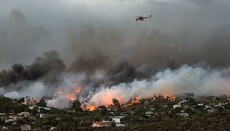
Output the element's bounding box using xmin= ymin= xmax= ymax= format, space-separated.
xmin=61 ymin=0 xmax=230 ymax=69
xmin=0 ymin=9 xmax=53 ymax=69
xmin=1 ymin=63 xmax=230 ymax=108
xmin=0 ymin=88 xmax=5 ymax=96
xmin=3 ymin=82 xmax=46 ymax=99
xmin=88 ymin=65 xmax=230 ymax=106
xmin=69 ymin=55 xmax=109 ymax=74
xmin=1 ymin=0 xmax=230 ymax=69
xmin=0 ymin=50 xmax=65 ymax=86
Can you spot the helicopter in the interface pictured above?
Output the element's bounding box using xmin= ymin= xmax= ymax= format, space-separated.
xmin=136 ymin=15 xmax=152 ymax=21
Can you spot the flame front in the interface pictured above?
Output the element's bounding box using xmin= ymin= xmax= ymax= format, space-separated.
xmin=56 ymin=84 xmax=84 ymax=101
xmin=75 ymin=84 xmax=82 ymax=94
xmin=163 ymin=93 xmax=176 ymax=101
xmin=66 ymin=93 xmax=76 ymax=101
xmin=83 ymin=102 xmax=96 ymax=111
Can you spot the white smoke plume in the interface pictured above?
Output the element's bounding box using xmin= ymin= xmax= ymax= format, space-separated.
xmin=0 ymin=87 xmax=5 ymax=96
xmin=88 ymin=65 xmax=230 ymax=106
xmin=3 ymin=82 xmax=46 ymax=99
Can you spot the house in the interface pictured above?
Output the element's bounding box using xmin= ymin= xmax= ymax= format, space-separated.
xmin=0 ymin=113 xmax=6 ymax=116
xmin=50 ymin=127 xmax=56 ymax=131
xmin=112 ymin=116 xmax=125 ymax=127
xmin=0 ymin=113 xmax=6 ymax=121
xmin=29 ymin=106 xmax=35 ymax=110
xmin=146 ymin=111 xmax=154 ymax=117
xmin=173 ymin=100 xmax=187 ymax=109
xmin=149 ymin=107 xmax=156 ymax=111
xmin=23 ymin=98 xmax=38 ymax=106
xmin=18 ymin=112 xmax=30 ymax=117
xmin=39 ymin=113 xmax=45 ymax=118
xmin=173 ymin=104 xmax=181 ymax=109
xmin=109 ymin=111 xmax=114 ymax=115
xmin=20 ymin=124 xmax=31 ymax=131
xmin=179 ymin=113 xmax=189 ymax=118
xmin=5 ymin=118 xmax=14 ymax=123
xmin=2 ymin=126 xmax=8 ymax=130
xmin=39 ymin=107 xmax=51 ymax=111
xmin=92 ymin=121 xmax=111 ymax=127
xmin=205 ymin=105 xmax=214 ymax=113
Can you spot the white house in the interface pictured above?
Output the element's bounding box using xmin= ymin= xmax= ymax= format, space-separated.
xmin=18 ymin=112 xmax=30 ymax=117
xmin=179 ymin=113 xmax=189 ymax=118
xmin=39 ymin=113 xmax=46 ymax=118
xmin=173 ymin=104 xmax=181 ymax=109
xmin=146 ymin=111 xmax=154 ymax=117
xmin=112 ymin=116 xmax=125 ymax=127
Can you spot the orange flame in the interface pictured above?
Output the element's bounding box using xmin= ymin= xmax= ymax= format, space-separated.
xmin=163 ymin=93 xmax=176 ymax=101
xmin=89 ymin=105 xmax=96 ymax=111
xmin=83 ymin=102 xmax=96 ymax=111
xmin=66 ymin=93 xmax=76 ymax=101
xmin=151 ymin=96 xmax=156 ymax=101
xmin=56 ymin=83 xmax=84 ymax=102
xmin=75 ymin=87 xmax=82 ymax=94
xmin=123 ymin=97 xmax=141 ymax=107
xmin=133 ymin=97 xmax=141 ymax=104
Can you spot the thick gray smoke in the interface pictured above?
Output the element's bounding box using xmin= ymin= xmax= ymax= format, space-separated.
xmin=0 ymin=0 xmax=230 ymax=69
xmin=0 ymin=50 xmax=65 ymax=86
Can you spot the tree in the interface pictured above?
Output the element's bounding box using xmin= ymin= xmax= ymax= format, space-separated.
xmin=98 ymin=106 xmax=107 ymax=116
xmin=18 ymin=98 xmax=25 ymax=103
xmin=37 ymin=98 xmax=47 ymax=107
xmin=112 ymin=98 xmax=121 ymax=108
xmin=72 ymin=100 xmax=82 ymax=112
xmin=111 ymin=121 xmax=116 ymax=127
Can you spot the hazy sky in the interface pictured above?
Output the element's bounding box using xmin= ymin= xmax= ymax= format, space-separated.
xmin=1 ymin=0 xmax=230 ymax=69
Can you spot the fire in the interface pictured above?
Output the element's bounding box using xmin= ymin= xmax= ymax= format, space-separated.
xmin=81 ymin=94 xmax=178 ymax=111
xmin=129 ymin=97 xmax=141 ymax=104
xmin=169 ymin=96 xmax=176 ymax=101
xmin=75 ymin=87 xmax=82 ymax=94
xmin=56 ymin=80 xmax=177 ymax=109
xmin=133 ymin=97 xmax=141 ymax=104
xmin=151 ymin=96 xmax=156 ymax=101
xmin=163 ymin=92 xmax=172 ymax=98
xmin=55 ymin=83 xmax=84 ymax=102
xmin=83 ymin=102 xmax=96 ymax=111
xmin=163 ymin=93 xmax=176 ymax=101
xmin=89 ymin=105 xmax=96 ymax=111
xmin=123 ymin=97 xmax=141 ymax=107
xmin=66 ymin=93 xmax=76 ymax=101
